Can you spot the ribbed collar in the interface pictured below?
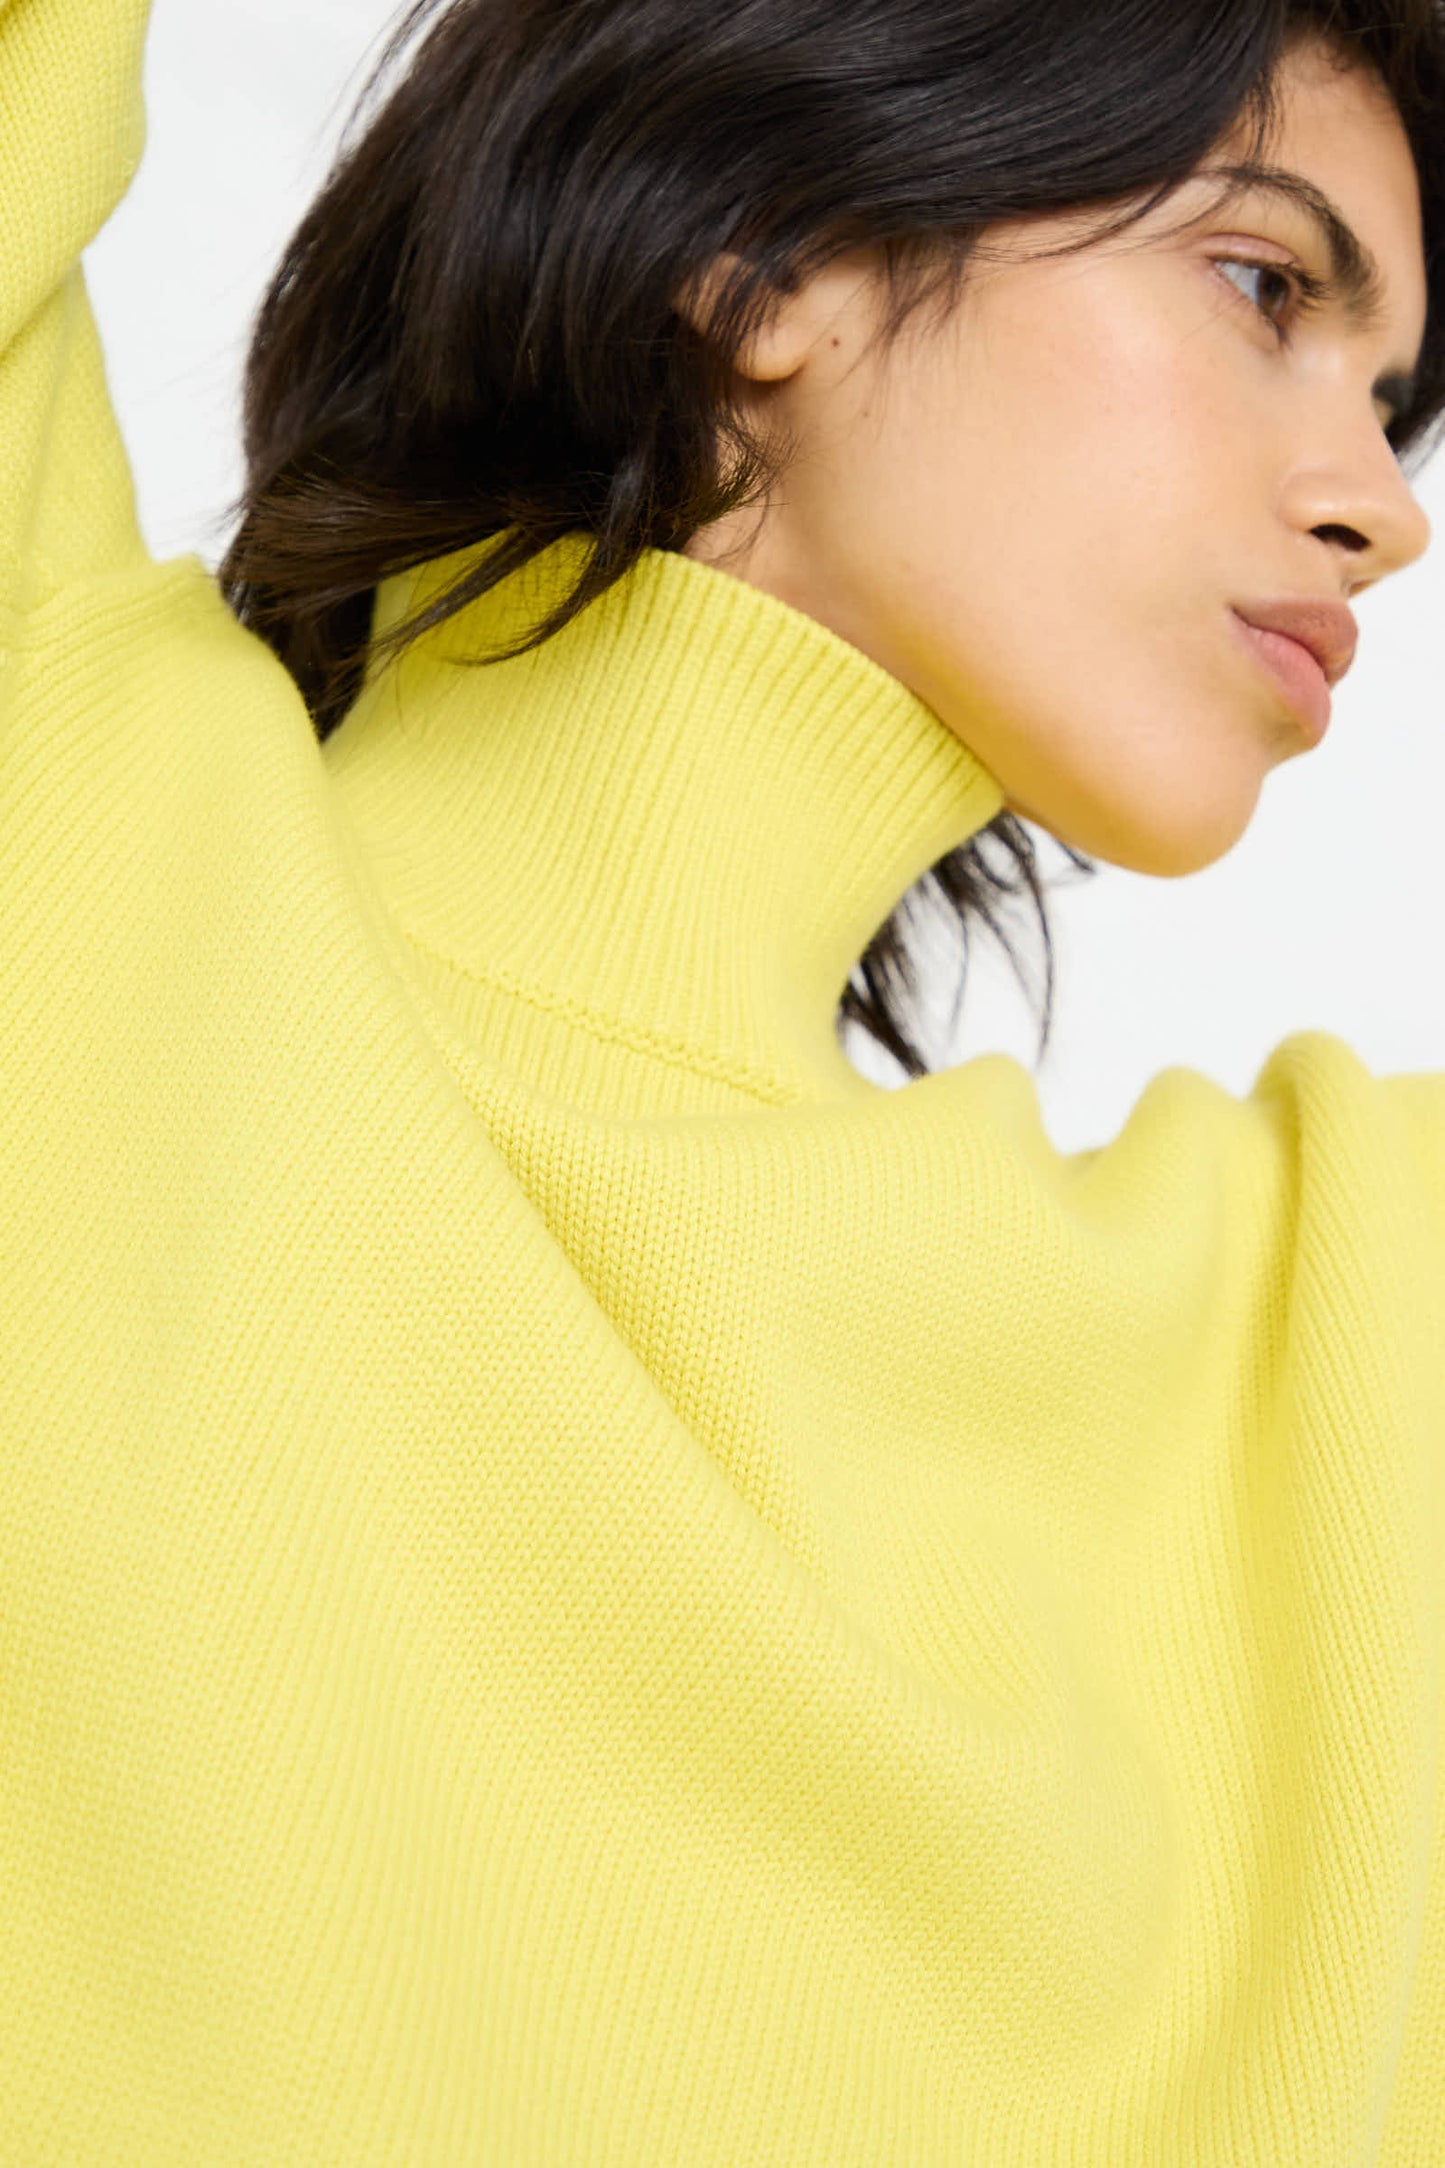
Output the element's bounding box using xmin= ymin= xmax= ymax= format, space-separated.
xmin=325 ymin=533 xmax=1006 ymax=1097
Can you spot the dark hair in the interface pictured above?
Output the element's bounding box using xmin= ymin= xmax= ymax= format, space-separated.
xmin=219 ymin=0 xmax=1445 ymax=1082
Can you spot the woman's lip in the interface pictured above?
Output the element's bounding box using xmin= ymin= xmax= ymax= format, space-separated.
xmin=1230 ymin=611 xmax=1333 ymax=744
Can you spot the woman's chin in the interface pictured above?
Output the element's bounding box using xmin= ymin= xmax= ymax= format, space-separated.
xmin=1002 ymin=768 xmax=1263 ymax=879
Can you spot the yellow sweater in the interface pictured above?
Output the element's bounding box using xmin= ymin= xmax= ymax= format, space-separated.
xmin=4 ymin=3 xmax=1445 ymax=2161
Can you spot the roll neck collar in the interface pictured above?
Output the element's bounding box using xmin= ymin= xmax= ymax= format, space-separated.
xmin=325 ymin=533 xmax=1006 ymax=1099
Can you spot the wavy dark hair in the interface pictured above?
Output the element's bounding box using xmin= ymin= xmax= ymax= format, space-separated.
xmin=218 ymin=0 xmax=1445 ymax=1081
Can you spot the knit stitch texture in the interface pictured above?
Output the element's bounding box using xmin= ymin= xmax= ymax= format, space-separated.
xmin=3 ymin=3 xmax=1444 ymax=2160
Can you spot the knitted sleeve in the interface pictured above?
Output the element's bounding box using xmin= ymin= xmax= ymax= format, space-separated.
xmin=0 ymin=0 xmax=154 ymax=619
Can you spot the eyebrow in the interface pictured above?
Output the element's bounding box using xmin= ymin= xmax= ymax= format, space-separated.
xmin=1203 ymin=161 xmax=1423 ymax=424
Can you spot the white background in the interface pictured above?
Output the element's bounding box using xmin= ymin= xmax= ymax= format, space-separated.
xmin=83 ymin=0 xmax=1445 ymax=1153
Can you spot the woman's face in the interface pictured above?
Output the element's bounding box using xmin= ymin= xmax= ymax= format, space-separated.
xmin=681 ymin=35 xmax=1432 ymax=877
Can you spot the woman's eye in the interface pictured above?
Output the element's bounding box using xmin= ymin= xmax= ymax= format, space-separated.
xmin=1214 ymin=256 xmax=1301 ymax=335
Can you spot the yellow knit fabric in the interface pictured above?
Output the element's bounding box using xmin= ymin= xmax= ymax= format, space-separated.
xmin=4 ymin=3 xmax=1445 ymax=2160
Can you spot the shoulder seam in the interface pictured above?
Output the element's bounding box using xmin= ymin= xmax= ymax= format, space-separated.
xmin=402 ymin=924 xmax=805 ymax=1107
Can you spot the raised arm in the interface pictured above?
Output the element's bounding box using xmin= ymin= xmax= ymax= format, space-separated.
xmin=0 ymin=0 xmax=154 ymax=613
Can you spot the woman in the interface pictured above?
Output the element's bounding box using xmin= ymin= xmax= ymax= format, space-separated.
xmin=2 ymin=0 xmax=1443 ymax=2158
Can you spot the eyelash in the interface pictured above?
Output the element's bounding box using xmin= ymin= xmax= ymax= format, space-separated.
xmin=1211 ymin=253 xmax=1331 ymax=343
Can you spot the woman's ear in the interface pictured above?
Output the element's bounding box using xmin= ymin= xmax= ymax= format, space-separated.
xmin=672 ymin=252 xmax=817 ymax=384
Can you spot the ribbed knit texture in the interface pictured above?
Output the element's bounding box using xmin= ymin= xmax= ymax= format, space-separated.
xmin=4 ymin=3 xmax=1445 ymax=2160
